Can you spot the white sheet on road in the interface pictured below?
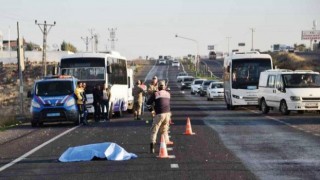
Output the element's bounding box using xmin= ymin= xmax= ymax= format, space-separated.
xmin=59 ymin=142 xmax=137 ymax=162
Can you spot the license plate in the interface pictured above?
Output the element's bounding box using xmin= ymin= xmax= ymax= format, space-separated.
xmin=47 ymin=113 xmax=60 ymax=117
xmin=305 ymin=103 xmax=317 ymax=107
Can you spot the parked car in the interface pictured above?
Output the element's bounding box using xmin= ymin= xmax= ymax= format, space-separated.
xmin=207 ymin=82 xmax=224 ymax=101
xmin=159 ymin=59 xmax=166 ymax=65
xmin=258 ymin=69 xmax=320 ymax=115
xmin=191 ymin=79 xmax=207 ymax=95
xmin=172 ymin=60 xmax=180 ymax=67
xmin=199 ymin=80 xmax=217 ymax=97
xmin=177 ymin=72 xmax=188 ymax=82
xmin=180 ymin=76 xmax=194 ymax=90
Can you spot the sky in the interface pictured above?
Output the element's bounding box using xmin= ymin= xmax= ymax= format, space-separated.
xmin=0 ymin=0 xmax=319 ymax=59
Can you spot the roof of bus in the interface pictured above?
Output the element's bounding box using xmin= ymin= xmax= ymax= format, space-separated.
xmin=61 ymin=51 xmax=126 ymax=60
xmin=227 ymin=53 xmax=272 ymax=60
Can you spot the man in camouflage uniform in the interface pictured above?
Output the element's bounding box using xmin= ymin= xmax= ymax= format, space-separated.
xmin=147 ymin=76 xmax=158 ymax=118
xmin=132 ymin=80 xmax=145 ymax=120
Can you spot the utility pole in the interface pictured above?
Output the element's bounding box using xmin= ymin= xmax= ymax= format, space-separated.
xmin=35 ymin=20 xmax=56 ymax=77
xmin=226 ymin=37 xmax=231 ymax=54
xmin=17 ymin=22 xmax=24 ymax=117
xmin=94 ymin=34 xmax=99 ymax=52
xmin=81 ymin=36 xmax=93 ymax=52
xmin=108 ymin=28 xmax=117 ymax=51
xmin=250 ymin=28 xmax=255 ymax=51
xmin=89 ymin=28 xmax=95 ymax=52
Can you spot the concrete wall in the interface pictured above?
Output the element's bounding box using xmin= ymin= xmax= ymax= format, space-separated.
xmin=0 ymin=51 xmax=74 ymax=64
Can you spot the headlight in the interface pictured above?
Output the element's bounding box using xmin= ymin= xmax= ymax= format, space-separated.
xmin=31 ymin=100 xmax=41 ymax=108
xmin=232 ymin=94 xmax=243 ymax=99
xmin=66 ymin=98 xmax=75 ymax=107
xmin=181 ymin=83 xmax=185 ymax=85
xmin=290 ymin=96 xmax=301 ymax=101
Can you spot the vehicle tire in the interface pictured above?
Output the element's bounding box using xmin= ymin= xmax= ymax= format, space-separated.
xmin=109 ymin=102 xmax=114 ymax=119
xmin=74 ymin=113 xmax=81 ymax=125
xmin=261 ymin=99 xmax=269 ymax=114
xmin=31 ymin=121 xmax=38 ymax=127
xmin=280 ymin=100 xmax=290 ymax=115
xmin=200 ymin=92 xmax=205 ymax=97
xmin=191 ymin=91 xmax=195 ymax=95
xmin=114 ymin=103 xmax=123 ymax=117
xmin=297 ymin=110 xmax=304 ymax=114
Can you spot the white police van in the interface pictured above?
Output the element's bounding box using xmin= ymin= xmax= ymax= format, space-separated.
xmin=28 ymin=75 xmax=80 ymax=127
xmin=258 ymin=69 xmax=320 ymax=115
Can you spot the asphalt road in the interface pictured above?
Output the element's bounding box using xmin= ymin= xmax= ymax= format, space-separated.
xmin=1 ymin=62 xmax=320 ymax=180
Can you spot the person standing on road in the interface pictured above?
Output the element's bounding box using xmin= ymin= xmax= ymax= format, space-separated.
xmin=75 ymin=82 xmax=88 ymax=125
xmin=101 ymin=84 xmax=111 ymax=121
xmin=93 ymin=84 xmax=102 ymax=122
xmin=132 ymin=80 xmax=145 ymax=120
xmin=147 ymin=80 xmax=172 ymax=154
xmin=147 ymin=76 xmax=158 ymax=97
xmin=147 ymin=76 xmax=159 ymax=118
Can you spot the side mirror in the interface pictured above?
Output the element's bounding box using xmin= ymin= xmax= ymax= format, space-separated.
xmin=107 ymin=65 xmax=112 ymax=74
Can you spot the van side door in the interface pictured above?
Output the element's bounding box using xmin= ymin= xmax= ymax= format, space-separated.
xmin=274 ymin=74 xmax=285 ymax=109
xmin=266 ymin=74 xmax=277 ymax=107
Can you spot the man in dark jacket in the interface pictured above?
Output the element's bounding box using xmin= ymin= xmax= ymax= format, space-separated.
xmin=146 ymin=80 xmax=172 ymax=153
xmin=93 ymin=84 xmax=103 ymax=122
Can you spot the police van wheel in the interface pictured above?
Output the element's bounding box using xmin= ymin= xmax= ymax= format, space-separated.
xmin=74 ymin=114 xmax=81 ymax=125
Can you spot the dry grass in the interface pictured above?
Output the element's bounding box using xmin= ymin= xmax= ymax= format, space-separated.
xmin=271 ymin=52 xmax=317 ymax=71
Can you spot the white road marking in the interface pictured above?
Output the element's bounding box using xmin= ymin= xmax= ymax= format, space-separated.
xmin=0 ymin=125 xmax=80 ymax=172
xmin=167 ymin=147 xmax=173 ymax=151
xmin=171 ymin=164 xmax=179 ymax=168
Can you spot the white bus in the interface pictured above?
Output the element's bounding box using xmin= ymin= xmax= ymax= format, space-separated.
xmin=59 ymin=51 xmax=134 ymax=117
xmin=223 ymin=51 xmax=273 ymax=110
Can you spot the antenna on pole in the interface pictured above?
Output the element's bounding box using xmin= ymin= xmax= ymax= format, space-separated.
xmin=108 ymin=28 xmax=117 ymax=51
xmin=250 ymin=28 xmax=255 ymax=51
xmin=35 ymin=20 xmax=56 ymax=77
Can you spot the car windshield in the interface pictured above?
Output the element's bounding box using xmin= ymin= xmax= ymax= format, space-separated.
xmin=282 ymin=74 xmax=320 ymax=88
xmin=179 ymin=73 xmax=188 ymax=76
xmin=204 ymin=81 xmax=213 ymax=86
xmin=195 ymin=80 xmax=204 ymax=85
xmin=211 ymin=83 xmax=224 ymax=88
xmin=36 ymin=81 xmax=74 ymax=96
xmin=184 ymin=78 xmax=194 ymax=82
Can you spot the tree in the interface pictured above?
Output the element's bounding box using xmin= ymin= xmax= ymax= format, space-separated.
xmin=61 ymin=41 xmax=77 ymax=52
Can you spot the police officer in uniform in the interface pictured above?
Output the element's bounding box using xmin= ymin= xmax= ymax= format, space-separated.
xmin=147 ymin=80 xmax=172 ymax=153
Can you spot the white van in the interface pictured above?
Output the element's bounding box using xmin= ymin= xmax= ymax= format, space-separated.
xmin=258 ymin=69 xmax=320 ymax=115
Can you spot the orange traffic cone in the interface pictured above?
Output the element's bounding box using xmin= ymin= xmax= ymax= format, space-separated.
xmin=157 ymin=135 xmax=169 ymax=158
xmin=183 ymin=117 xmax=196 ymax=135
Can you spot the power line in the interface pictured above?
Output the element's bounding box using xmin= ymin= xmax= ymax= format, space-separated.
xmin=35 ymin=20 xmax=56 ymax=77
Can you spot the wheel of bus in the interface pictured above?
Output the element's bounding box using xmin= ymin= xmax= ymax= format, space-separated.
xmin=115 ymin=103 xmax=123 ymax=117
xmin=280 ymin=100 xmax=290 ymax=115
xmin=108 ymin=102 xmax=114 ymax=119
xmin=261 ymin=99 xmax=270 ymax=114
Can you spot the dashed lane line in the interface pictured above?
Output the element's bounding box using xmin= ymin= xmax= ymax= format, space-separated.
xmin=171 ymin=164 xmax=179 ymax=169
